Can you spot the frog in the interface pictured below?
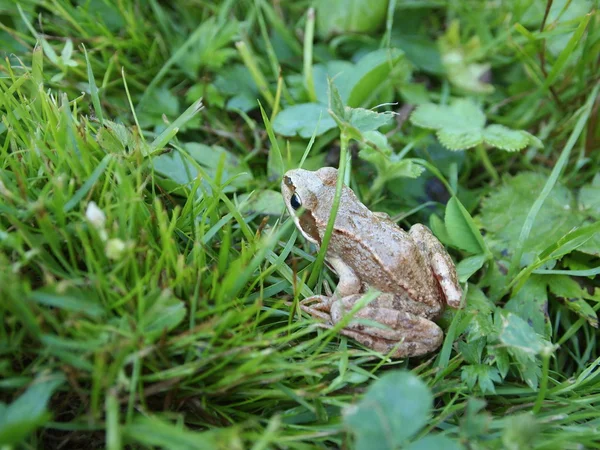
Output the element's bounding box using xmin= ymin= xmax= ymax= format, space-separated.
xmin=281 ymin=167 xmax=463 ymax=358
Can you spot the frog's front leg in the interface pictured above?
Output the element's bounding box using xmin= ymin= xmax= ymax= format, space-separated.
xmin=330 ymin=295 xmax=444 ymax=358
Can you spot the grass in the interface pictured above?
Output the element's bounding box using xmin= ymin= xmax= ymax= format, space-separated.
xmin=1 ymin=0 xmax=600 ymax=449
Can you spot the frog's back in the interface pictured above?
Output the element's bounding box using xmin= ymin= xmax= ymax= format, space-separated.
xmin=327 ymin=190 xmax=441 ymax=304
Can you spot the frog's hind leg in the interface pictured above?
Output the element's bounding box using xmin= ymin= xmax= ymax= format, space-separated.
xmin=330 ymin=296 xmax=444 ymax=358
xmin=409 ymin=224 xmax=463 ymax=308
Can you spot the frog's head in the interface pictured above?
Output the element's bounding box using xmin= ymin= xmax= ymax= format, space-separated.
xmin=281 ymin=167 xmax=338 ymax=245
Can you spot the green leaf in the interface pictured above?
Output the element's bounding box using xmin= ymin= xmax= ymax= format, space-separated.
xmin=405 ymin=435 xmax=464 ymax=450
xmin=461 ymin=364 xmax=501 ymax=394
xmin=0 ymin=373 xmax=65 ymax=445
xmin=316 ymin=0 xmax=389 ymax=37
xmin=346 ymin=48 xmax=406 ymax=107
xmin=445 ymin=196 xmax=488 ymax=254
xmin=482 ymin=125 xmax=535 ymax=152
xmin=29 ymin=288 xmax=105 ymax=318
xmin=344 ymin=371 xmax=432 ymax=450
xmin=505 ymin=276 xmax=551 ymax=337
xmin=578 ymin=174 xmax=600 ymax=217
xmin=237 ymin=190 xmax=284 ymax=216
xmin=547 ymin=275 xmax=599 ymax=327
xmin=437 ymin=128 xmax=483 ymax=151
xmin=410 ymin=100 xmax=542 ymax=152
xmin=272 ymin=103 xmax=337 ymax=138
xmin=480 ymin=172 xmax=582 ymax=262
xmin=346 ymin=107 xmax=394 ymax=134
xmin=140 ymin=293 xmax=187 ymax=339
xmin=456 ymin=254 xmax=488 ymax=283
xmin=500 ymin=313 xmax=552 ymax=356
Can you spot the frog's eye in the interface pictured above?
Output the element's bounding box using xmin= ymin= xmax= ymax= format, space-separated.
xmin=290 ymin=193 xmax=302 ymax=210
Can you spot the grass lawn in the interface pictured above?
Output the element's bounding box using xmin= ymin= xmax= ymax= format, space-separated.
xmin=1 ymin=1 xmax=600 ymax=449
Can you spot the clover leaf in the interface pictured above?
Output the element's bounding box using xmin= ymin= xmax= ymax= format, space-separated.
xmin=410 ymin=99 xmax=543 ymax=152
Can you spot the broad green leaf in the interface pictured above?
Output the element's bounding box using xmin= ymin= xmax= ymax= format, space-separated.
xmin=445 ymin=196 xmax=487 ymax=254
xmin=429 ymin=214 xmax=453 ymax=247
xmin=0 ymin=374 xmax=65 ymax=445
xmin=237 ymin=190 xmax=284 ymax=216
xmin=313 ymin=60 xmax=354 ymax=103
xmin=316 ymin=0 xmax=389 ymax=38
xmin=480 ymin=172 xmax=581 ymax=261
xmin=500 ymin=313 xmax=552 ymax=355
xmin=344 ymin=371 xmax=432 ymax=450
xmin=410 ymin=101 xmax=483 ymax=131
xmin=456 ymin=254 xmax=488 ymax=283
xmin=346 ymin=48 xmax=405 ymax=107
xmin=505 ymin=276 xmax=551 ymax=337
xmin=578 ymin=174 xmax=600 ymax=217
xmin=272 ymin=103 xmax=337 ymax=138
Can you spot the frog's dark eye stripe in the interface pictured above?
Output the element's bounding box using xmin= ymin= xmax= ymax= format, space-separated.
xmin=290 ymin=193 xmax=302 ymax=210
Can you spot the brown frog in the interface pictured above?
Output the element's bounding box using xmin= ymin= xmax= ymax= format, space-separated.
xmin=281 ymin=167 xmax=463 ymax=358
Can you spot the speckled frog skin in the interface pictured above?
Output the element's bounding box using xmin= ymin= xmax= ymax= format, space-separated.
xmin=281 ymin=167 xmax=463 ymax=358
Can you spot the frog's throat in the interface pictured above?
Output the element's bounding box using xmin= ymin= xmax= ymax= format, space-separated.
xmin=298 ymin=210 xmax=321 ymax=245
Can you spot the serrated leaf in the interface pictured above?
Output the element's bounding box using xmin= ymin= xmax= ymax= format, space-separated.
xmin=461 ymin=364 xmax=501 ymax=394
xmin=445 ymin=196 xmax=488 ymax=254
xmin=346 ymin=107 xmax=394 ymax=133
xmin=437 ymin=127 xmax=483 ymax=150
xmin=483 ymin=125 xmax=530 ymax=151
xmin=344 ymin=371 xmax=432 ymax=450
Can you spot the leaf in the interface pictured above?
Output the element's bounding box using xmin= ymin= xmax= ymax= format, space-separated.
xmin=0 ymin=374 xmax=65 ymax=445
xmin=405 ymin=435 xmax=464 ymax=450
xmin=480 ymin=172 xmax=582 ymax=262
xmin=272 ymin=103 xmax=337 ymax=138
xmin=140 ymin=293 xmax=186 ymax=339
xmin=578 ymin=174 xmax=600 ymax=217
xmin=344 ymin=371 xmax=432 ymax=450
xmin=346 ymin=107 xmax=394 ymax=134
xmin=445 ymin=196 xmax=488 ymax=254
xmin=547 ymin=275 xmax=599 ymax=327
xmin=316 ymin=0 xmax=389 ymax=37
xmin=124 ymin=416 xmax=237 ymax=450
xmin=456 ymin=254 xmax=488 ymax=283
xmin=461 ymin=364 xmax=501 ymax=394
xmin=482 ymin=125 xmax=535 ymax=152
xmin=437 ymin=128 xmax=483 ymax=151
xmin=505 ymin=276 xmax=551 ymax=337
xmin=410 ymin=100 xmax=542 ymax=152
xmin=237 ymin=190 xmax=284 ymax=216
xmin=346 ymin=48 xmax=406 ymax=107
xmin=500 ymin=313 xmax=552 ymax=355
xmin=29 ymin=288 xmax=105 ymax=318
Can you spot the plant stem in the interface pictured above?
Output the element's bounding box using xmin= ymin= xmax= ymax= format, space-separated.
xmin=476 ymin=144 xmax=500 ymax=183
xmin=308 ymin=130 xmax=349 ymax=287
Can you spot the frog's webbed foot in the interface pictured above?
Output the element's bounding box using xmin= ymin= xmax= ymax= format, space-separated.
xmin=409 ymin=224 xmax=463 ymax=308
xmin=331 ymin=295 xmax=443 ymax=358
xmin=299 ymin=295 xmax=333 ymax=322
